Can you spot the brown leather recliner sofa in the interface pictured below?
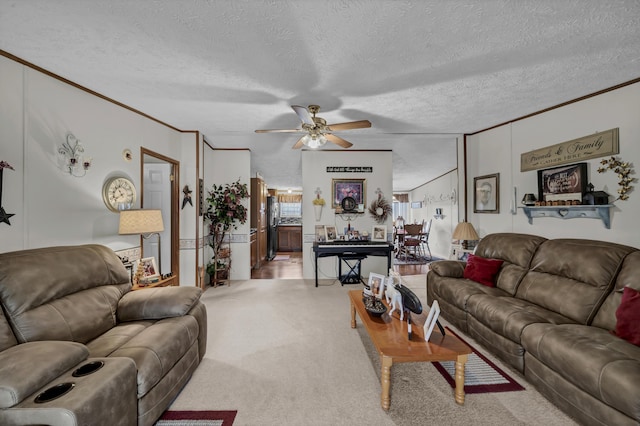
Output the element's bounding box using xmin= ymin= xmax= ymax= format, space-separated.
xmin=0 ymin=244 xmax=207 ymax=426
xmin=427 ymin=233 xmax=640 ymax=426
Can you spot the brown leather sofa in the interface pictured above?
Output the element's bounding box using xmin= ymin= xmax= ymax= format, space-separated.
xmin=0 ymin=244 xmax=207 ymax=426
xmin=427 ymin=233 xmax=640 ymax=426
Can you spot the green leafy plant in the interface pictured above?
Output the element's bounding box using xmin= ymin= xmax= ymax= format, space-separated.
xmin=204 ymin=178 xmax=250 ymax=276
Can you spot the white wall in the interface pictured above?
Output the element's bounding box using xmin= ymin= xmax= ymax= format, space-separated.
xmin=203 ymin=148 xmax=251 ymax=280
xmin=409 ymin=169 xmax=459 ymax=259
xmin=464 ymin=82 xmax=640 ymax=247
xmin=301 ymin=150 xmax=393 ymax=280
xmin=0 ymin=54 xmax=201 ymax=285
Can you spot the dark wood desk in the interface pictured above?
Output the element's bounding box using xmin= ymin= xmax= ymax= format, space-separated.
xmin=312 ymin=241 xmax=394 ymax=287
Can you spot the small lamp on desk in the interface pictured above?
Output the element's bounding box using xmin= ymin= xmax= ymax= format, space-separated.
xmin=452 ymin=222 xmax=479 ymax=250
xmin=119 ymin=209 xmax=165 ymax=275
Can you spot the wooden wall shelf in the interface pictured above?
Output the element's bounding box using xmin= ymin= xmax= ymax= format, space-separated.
xmin=519 ymin=205 xmax=613 ymax=229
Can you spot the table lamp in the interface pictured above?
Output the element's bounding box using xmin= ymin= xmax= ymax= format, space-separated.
xmin=452 ymin=222 xmax=479 ymax=249
xmin=119 ymin=209 xmax=165 ymax=275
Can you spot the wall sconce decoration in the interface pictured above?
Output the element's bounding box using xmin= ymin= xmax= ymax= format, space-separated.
xmin=433 ymin=208 xmax=444 ymax=220
xmin=59 ymin=133 xmax=91 ymax=177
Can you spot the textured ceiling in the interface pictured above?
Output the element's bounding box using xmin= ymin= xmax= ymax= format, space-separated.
xmin=1 ymin=1 xmax=639 ymax=191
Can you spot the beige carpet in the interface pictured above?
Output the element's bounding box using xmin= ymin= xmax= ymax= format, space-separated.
xmin=167 ymin=275 xmax=578 ymax=426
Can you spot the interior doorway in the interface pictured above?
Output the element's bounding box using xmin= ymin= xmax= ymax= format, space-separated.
xmin=141 ymin=148 xmax=179 ymax=281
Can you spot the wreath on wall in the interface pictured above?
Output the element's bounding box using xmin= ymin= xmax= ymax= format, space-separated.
xmin=368 ymin=194 xmax=392 ymax=224
xmin=597 ymin=156 xmax=635 ymax=201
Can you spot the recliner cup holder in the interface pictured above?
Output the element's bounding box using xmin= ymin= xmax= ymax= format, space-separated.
xmin=34 ymin=382 xmax=75 ymax=403
xmin=72 ymin=360 xmax=104 ymax=377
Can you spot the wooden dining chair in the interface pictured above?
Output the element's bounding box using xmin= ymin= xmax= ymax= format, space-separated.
xmin=400 ymin=224 xmax=423 ymax=260
xmin=421 ymin=219 xmax=433 ymax=260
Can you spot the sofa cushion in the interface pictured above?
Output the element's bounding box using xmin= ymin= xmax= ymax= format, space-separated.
xmin=466 ymin=295 xmax=576 ymax=343
xmin=516 ymin=239 xmax=635 ymax=325
xmin=0 ymin=245 xmax=130 ymax=343
xmin=615 ymin=287 xmax=640 ymax=346
xmin=117 ymin=287 xmax=202 ymax=321
xmin=463 ymin=254 xmax=503 ymax=287
xmin=474 ymin=233 xmax=547 ymax=295
xmin=89 ymin=315 xmax=200 ymax=397
xmin=592 ymin=251 xmax=640 ymax=331
xmin=522 ymin=323 xmax=640 ymax=421
xmin=0 ymin=308 xmax=17 ymax=352
xmin=0 ymin=341 xmax=88 ymax=408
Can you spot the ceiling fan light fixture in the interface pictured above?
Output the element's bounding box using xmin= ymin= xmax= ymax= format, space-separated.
xmin=302 ymin=134 xmax=327 ymax=149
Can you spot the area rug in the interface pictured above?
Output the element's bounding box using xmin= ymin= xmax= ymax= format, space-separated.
xmin=433 ymin=328 xmax=525 ymax=394
xmin=272 ymin=255 xmax=290 ymax=261
xmin=155 ymin=410 xmax=237 ymax=426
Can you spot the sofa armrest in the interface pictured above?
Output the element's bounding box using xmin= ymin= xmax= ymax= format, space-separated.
xmin=0 ymin=341 xmax=88 ymax=408
xmin=429 ymin=260 xmax=466 ymax=278
xmin=117 ymin=286 xmax=202 ymax=322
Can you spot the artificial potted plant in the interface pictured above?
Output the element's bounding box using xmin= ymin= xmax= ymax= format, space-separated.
xmin=204 ymin=178 xmax=250 ymax=284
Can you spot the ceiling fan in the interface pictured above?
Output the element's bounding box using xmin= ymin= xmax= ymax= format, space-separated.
xmin=255 ymin=105 xmax=372 ymax=149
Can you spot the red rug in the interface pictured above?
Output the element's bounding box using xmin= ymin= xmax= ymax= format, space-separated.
xmin=155 ymin=410 xmax=237 ymax=425
xmin=432 ymin=328 xmax=525 ymax=394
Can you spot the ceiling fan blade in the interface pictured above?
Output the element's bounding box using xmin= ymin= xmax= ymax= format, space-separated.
xmin=325 ymin=134 xmax=353 ymax=149
xmin=291 ymin=105 xmax=315 ymax=126
xmin=292 ymin=136 xmax=306 ymax=149
xmin=327 ymin=120 xmax=371 ymax=131
xmin=255 ymin=129 xmax=304 ymax=133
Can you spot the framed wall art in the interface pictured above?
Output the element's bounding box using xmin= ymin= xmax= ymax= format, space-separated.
xmin=332 ymin=178 xmax=366 ymax=209
xmin=537 ymin=163 xmax=587 ymax=203
xmin=474 ymin=173 xmax=499 ymax=213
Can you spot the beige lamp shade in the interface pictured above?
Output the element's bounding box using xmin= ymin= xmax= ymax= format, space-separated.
xmin=119 ymin=209 xmax=164 ymax=235
xmin=452 ymin=222 xmax=479 ymax=241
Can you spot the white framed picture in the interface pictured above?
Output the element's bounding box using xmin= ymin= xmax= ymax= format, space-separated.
xmin=423 ymin=300 xmax=441 ymax=342
xmin=324 ymin=225 xmax=337 ymax=242
xmin=137 ymin=257 xmax=159 ymax=279
xmin=367 ymin=272 xmax=385 ymax=298
xmin=371 ymin=225 xmax=387 ymax=242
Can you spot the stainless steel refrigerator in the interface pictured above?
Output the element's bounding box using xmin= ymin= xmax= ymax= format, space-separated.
xmin=266 ymin=196 xmax=279 ymax=260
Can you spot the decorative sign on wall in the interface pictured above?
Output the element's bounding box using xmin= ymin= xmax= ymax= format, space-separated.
xmin=326 ymin=166 xmax=373 ymax=173
xmin=520 ymin=128 xmax=619 ymax=172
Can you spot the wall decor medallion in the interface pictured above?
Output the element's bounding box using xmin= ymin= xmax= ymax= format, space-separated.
xmin=597 ymin=156 xmax=635 ymax=201
xmin=102 ymin=176 xmax=137 ymax=212
xmin=368 ymin=189 xmax=392 ymax=223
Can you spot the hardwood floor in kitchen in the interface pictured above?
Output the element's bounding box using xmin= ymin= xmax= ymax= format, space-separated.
xmin=250 ymin=251 xmax=429 ymax=279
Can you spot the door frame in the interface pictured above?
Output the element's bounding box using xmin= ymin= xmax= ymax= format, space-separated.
xmin=141 ymin=147 xmax=180 ymax=284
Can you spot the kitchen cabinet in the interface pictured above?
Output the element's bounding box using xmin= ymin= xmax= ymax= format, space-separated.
xmin=278 ymin=226 xmax=302 ymax=252
xmin=251 ymin=176 xmax=268 ymax=267
xmin=250 ymin=231 xmax=257 ymax=269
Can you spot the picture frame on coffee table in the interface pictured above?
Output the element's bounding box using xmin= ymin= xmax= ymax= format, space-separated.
xmin=423 ymin=300 xmax=441 ymax=342
xmin=367 ymin=273 xmax=385 ymax=298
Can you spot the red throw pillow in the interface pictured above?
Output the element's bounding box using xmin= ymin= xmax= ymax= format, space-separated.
xmin=615 ymin=286 xmax=640 ymax=346
xmin=463 ymin=254 xmax=504 ymax=287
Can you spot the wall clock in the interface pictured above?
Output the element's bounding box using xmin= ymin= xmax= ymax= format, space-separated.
xmin=102 ymin=176 xmax=137 ymax=212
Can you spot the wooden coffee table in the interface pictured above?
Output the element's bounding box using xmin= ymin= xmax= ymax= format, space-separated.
xmin=349 ymin=290 xmax=471 ymax=410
